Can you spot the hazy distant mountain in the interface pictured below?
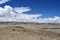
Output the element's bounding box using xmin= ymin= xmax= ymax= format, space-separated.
xmin=0 ymin=21 xmax=59 ymax=25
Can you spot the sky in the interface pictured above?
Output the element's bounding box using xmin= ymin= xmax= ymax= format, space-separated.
xmin=0 ymin=0 xmax=60 ymax=23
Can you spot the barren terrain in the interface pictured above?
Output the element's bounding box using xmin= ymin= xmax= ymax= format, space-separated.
xmin=0 ymin=22 xmax=60 ymax=40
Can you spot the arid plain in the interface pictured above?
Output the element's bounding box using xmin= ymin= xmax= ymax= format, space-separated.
xmin=0 ymin=22 xmax=60 ymax=40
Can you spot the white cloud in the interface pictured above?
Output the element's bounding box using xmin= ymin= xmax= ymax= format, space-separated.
xmin=0 ymin=5 xmax=60 ymax=23
xmin=15 ymin=14 xmax=42 ymax=22
xmin=35 ymin=16 xmax=60 ymax=23
xmin=0 ymin=0 xmax=10 ymax=4
xmin=0 ymin=5 xmax=42 ymax=22
xmin=14 ymin=7 xmax=31 ymax=13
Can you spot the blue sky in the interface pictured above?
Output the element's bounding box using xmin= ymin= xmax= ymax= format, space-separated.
xmin=0 ymin=0 xmax=60 ymax=23
xmin=0 ymin=0 xmax=59 ymax=18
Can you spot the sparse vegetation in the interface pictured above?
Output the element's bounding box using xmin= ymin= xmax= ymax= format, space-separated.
xmin=0 ymin=22 xmax=60 ymax=40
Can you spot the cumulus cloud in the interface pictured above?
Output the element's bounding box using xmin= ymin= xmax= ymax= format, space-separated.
xmin=0 ymin=0 xmax=10 ymax=4
xmin=0 ymin=5 xmax=42 ymax=22
xmin=35 ymin=16 xmax=60 ymax=23
xmin=0 ymin=5 xmax=60 ymax=23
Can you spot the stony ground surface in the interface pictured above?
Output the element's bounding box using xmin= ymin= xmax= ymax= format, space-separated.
xmin=0 ymin=25 xmax=60 ymax=40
